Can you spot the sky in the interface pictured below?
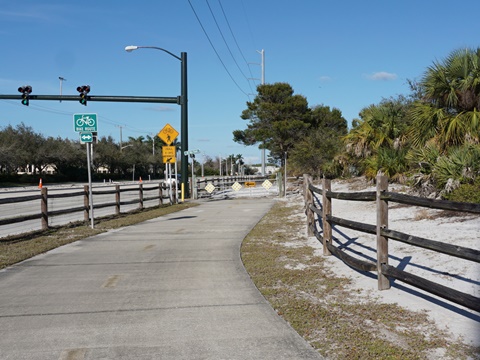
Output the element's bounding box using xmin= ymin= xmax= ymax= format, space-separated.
xmin=1 ymin=1 xmax=480 ymax=165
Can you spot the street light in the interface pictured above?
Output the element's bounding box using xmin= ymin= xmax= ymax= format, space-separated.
xmin=125 ymin=45 xmax=189 ymax=197
xmin=120 ymin=144 xmax=133 ymax=151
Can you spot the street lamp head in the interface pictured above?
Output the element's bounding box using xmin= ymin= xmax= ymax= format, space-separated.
xmin=125 ymin=45 xmax=138 ymax=52
xmin=121 ymin=144 xmax=133 ymax=151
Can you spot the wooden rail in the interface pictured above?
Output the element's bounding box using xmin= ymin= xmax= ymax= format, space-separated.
xmin=0 ymin=182 xmax=173 ymax=237
xmin=304 ymin=174 xmax=480 ymax=313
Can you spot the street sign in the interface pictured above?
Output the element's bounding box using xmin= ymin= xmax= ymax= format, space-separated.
xmin=163 ymin=157 xmax=175 ymax=164
xmin=232 ymin=182 xmax=242 ymax=191
xmin=74 ymin=113 xmax=98 ymax=132
xmin=80 ymin=132 xmax=93 ymax=143
xmin=158 ymin=123 xmax=179 ymax=145
xmin=205 ymin=183 xmax=215 ymax=193
xmin=162 ymin=146 xmax=176 ymax=157
xmin=245 ymin=181 xmax=256 ymax=188
xmin=162 ymin=146 xmax=176 ymax=164
xmin=184 ymin=149 xmax=200 ymax=156
xmin=262 ymin=179 xmax=273 ymax=190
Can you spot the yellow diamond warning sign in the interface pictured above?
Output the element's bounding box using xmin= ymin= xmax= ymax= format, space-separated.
xmin=158 ymin=124 xmax=179 ymax=145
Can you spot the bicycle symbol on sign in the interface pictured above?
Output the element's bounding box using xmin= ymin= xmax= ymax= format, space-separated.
xmin=76 ymin=115 xmax=96 ymax=127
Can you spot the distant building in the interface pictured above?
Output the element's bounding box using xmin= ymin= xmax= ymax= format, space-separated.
xmin=250 ymin=165 xmax=279 ymax=175
xmin=17 ymin=165 xmax=56 ymax=175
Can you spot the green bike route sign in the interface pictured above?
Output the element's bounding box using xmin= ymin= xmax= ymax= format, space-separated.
xmin=74 ymin=113 xmax=98 ymax=132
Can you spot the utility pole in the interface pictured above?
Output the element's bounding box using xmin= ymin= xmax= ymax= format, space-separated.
xmin=152 ymin=134 xmax=155 ymax=155
xmin=219 ymin=155 xmax=222 ymax=177
xmin=116 ymin=125 xmax=124 ymax=150
xmin=256 ymin=49 xmax=266 ymax=176
xmin=257 ymin=49 xmax=265 ymax=85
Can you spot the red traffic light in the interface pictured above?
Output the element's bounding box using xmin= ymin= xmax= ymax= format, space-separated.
xmin=77 ymin=85 xmax=90 ymax=106
xmin=17 ymin=85 xmax=32 ymax=106
xmin=77 ymin=85 xmax=90 ymax=93
xmin=18 ymin=85 xmax=32 ymax=94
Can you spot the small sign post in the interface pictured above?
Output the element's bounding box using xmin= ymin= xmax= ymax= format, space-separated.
xmin=73 ymin=113 xmax=98 ymax=229
xmin=80 ymin=132 xmax=93 ymax=143
xmin=74 ymin=113 xmax=98 ymax=132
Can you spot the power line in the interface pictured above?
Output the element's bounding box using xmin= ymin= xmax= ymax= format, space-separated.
xmin=187 ymin=0 xmax=250 ymax=97
xmin=217 ymin=0 xmax=256 ymax=83
xmin=240 ymin=0 xmax=257 ymax=51
xmin=205 ymin=0 xmax=253 ymax=94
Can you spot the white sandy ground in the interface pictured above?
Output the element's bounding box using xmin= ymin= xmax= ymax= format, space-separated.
xmin=284 ymin=178 xmax=480 ymax=349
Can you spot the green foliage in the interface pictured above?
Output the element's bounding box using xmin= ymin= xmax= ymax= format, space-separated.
xmin=235 ymin=84 xmax=347 ymax=177
xmin=343 ymin=96 xmax=412 ymax=180
xmin=289 ymin=105 xmax=347 ymax=178
xmin=432 ymin=144 xmax=480 ymax=188
xmin=0 ymin=125 xmax=179 ymax=183
xmin=344 ymin=96 xmax=412 ymax=158
xmin=409 ymin=47 xmax=480 ymax=149
xmin=406 ymin=141 xmax=441 ymax=175
xmin=234 ymin=83 xmax=311 ymax=165
xmin=343 ymin=48 xmax=480 ymax=192
xmin=443 ymin=177 xmax=480 ymax=203
xmin=288 ymin=103 xmax=348 ymax=178
xmin=363 ymin=147 xmax=409 ymax=181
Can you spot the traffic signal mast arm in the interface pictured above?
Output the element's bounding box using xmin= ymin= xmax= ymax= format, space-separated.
xmin=0 ymin=94 xmax=180 ymax=104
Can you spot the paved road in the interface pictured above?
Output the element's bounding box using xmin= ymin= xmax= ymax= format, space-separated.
xmin=0 ymin=198 xmax=323 ymax=359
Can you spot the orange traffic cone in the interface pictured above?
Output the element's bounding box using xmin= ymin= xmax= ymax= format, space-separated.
xmin=38 ymin=178 xmax=43 ymax=189
xmin=139 ymin=177 xmax=143 ymax=183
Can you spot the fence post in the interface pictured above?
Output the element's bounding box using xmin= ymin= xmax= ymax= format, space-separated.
xmin=159 ymin=183 xmax=163 ymax=206
xmin=322 ymin=178 xmax=332 ymax=256
xmin=41 ymin=187 xmax=48 ymax=230
xmin=139 ymin=183 xmax=144 ymax=210
xmin=115 ymin=185 xmax=120 ymax=215
xmin=83 ymin=185 xmax=89 ymax=223
xmin=277 ymin=172 xmax=283 ymax=197
xmin=376 ymin=174 xmax=390 ymax=290
xmin=304 ymin=174 xmax=314 ymax=236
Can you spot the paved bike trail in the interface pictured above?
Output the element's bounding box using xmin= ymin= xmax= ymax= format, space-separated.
xmin=0 ymin=198 xmax=323 ymax=360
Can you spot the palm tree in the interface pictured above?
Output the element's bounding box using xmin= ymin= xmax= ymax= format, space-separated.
xmin=409 ymin=47 xmax=480 ymax=149
xmin=343 ymin=97 xmax=411 ymax=158
xmin=343 ymin=97 xmax=411 ymax=180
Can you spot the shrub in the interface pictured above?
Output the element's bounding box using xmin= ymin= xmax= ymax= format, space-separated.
xmin=443 ymin=177 xmax=480 ymax=203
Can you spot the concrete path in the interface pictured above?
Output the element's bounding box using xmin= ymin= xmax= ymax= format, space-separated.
xmin=0 ymin=198 xmax=323 ymax=359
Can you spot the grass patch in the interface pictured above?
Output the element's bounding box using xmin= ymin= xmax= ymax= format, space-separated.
xmin=241 ymin=200 xmax=479 ymax=359
xmin=0 ymin=202 xmax=197 ymax=269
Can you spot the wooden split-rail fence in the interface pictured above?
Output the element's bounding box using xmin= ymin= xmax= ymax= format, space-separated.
xmin=0 ymin=182 xmax=176 ymax=237
xmin=304 ymin=174 xmax=480 ymax=313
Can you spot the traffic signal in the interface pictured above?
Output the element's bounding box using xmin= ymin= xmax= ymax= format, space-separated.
xmin=18 ymin=85 xmax=32 ymax=106
xmin=76 ymin=85 xmax=90 ymax=106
